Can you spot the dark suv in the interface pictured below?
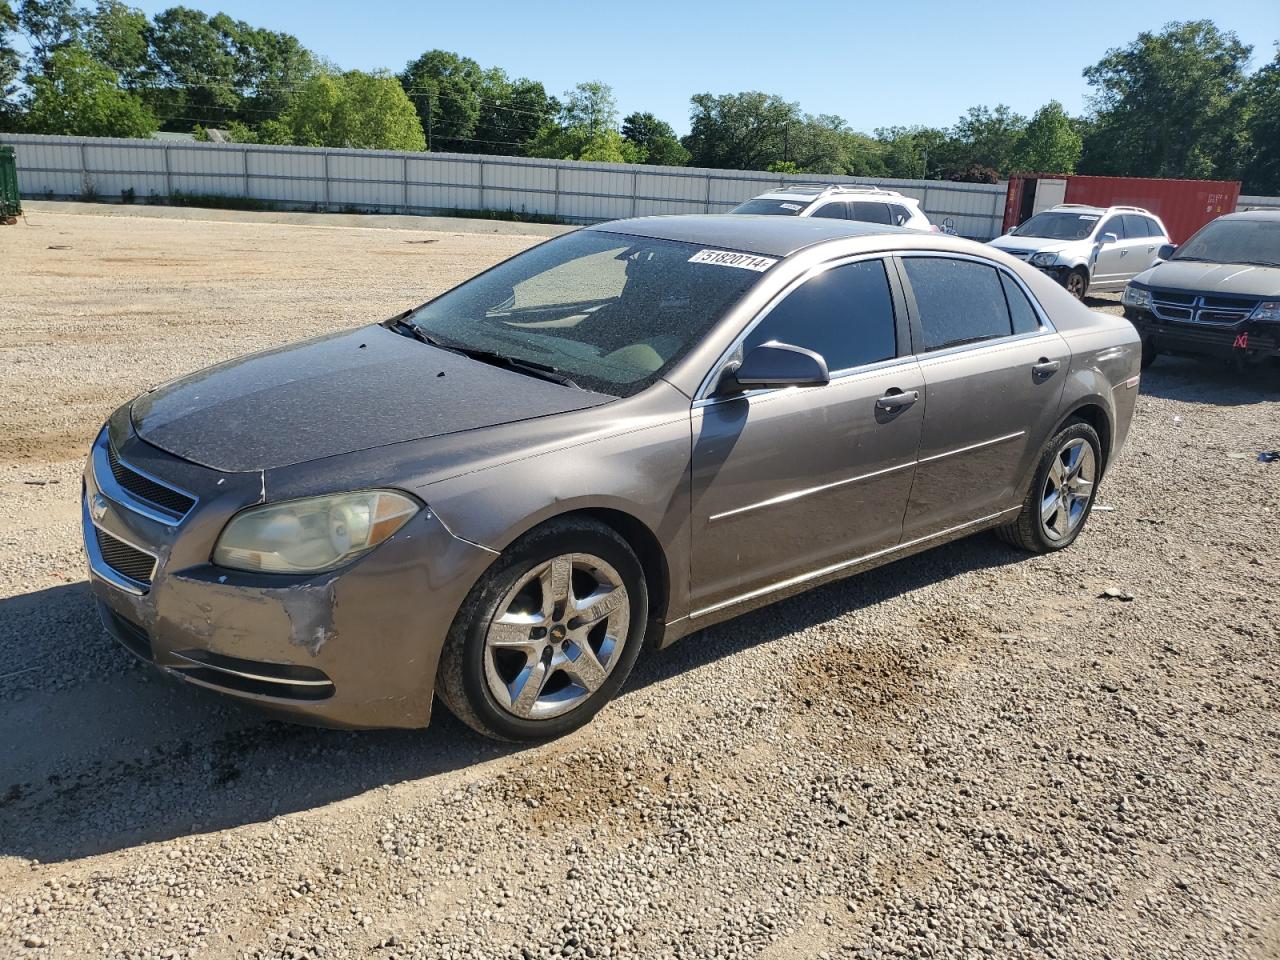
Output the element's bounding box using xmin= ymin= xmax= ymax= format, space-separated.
xmin=1122 ymin=211 xmax=1280 ymax=368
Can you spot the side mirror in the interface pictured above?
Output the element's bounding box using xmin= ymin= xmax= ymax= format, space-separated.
xmin=722 ymin=341 xmax=830 ymax=393
xmin=1156 ymin=243 xmax=1176 ymax=261
xmin=1100 ymin=232 xmax=1119 ymax=246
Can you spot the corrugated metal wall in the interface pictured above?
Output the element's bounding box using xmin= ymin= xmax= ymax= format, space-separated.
xmin=0 ymin=133 xmax=1012 ymax=238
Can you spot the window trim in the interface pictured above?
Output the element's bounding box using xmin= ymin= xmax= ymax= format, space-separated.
xmin=808 ymin=200 xmax=849 ymax=220
xmin=693 ymin=252 xmax=911 ymax=403
xmin=893 ymin=252 xmax=1056 ymax=359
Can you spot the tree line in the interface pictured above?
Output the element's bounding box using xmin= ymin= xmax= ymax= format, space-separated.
xmin=1 ymin=4 xmax=1277 ymax=193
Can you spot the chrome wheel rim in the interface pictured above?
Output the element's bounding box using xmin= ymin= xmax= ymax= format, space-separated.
xmin=483 ymin=553 xmax=630 ymax=721
xmin=1041 ymin=438 xmax=1096 ymax=542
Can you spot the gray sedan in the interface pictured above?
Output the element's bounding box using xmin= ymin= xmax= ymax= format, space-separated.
xmin=83 ymin=216 xmax=1141 ymax=739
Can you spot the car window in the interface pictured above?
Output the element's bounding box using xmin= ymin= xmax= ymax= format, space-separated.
xmin=1012 ymin=211 xmax=1100 ymax=239
xmin=744 ymin=259 xmax=897 ymax=371
xmin=729 ymin=198 xmax=811 ymax=216
xmin=889 ymin=204 xmax=912 ymax=227
xmin=409 ymin=231 xmax=767 ymax=397
xmin=1000 ymin=273 xmax=1041 ymax=335
xmin=810 ymin=202 xmax=848 ymax=220
xmin=1122 ymin=214 xmax=1153 ymax=239
xmin=1144 ymin=217 xmax=1165 ymax=238
xmin=902 ymin=257 xmax=1013 ymax=351
xmin=849 ymin=202 xmax=893 ymax=225
xmin=1099 ymin=217 xmax=1126 ymax=241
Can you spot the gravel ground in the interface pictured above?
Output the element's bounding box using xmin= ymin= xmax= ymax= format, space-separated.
xmin=1 ymin=206 xmax=1278 ymax=960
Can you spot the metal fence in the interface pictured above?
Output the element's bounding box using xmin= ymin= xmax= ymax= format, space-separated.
xmin=1239 ymin=194 xmax=1280 ymax=213
xmin=0 ymin=133 xmax=1011 ymax=239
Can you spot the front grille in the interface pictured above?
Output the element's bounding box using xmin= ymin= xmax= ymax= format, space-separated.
xmin=107 ymin=445 xmax=196 ymax=518
xmin=95 ymin=527 xmax=157 ymax=584
xmin=1150 ymin=289 xmax=1259 ymax=327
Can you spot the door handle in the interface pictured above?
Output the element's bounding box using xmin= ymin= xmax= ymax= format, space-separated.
xmin=875 ymin=389 xmax=919 ymax=412
xmin=1032 ymin=358 xmax=1061 ymax=378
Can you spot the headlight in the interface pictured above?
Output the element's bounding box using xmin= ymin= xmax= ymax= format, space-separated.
xmin=1029 ymin=252 xmax=1059 ymax=267
xmin=213 ymin=490 xmax=420 ymax=574
xmin=1250 ymin=300 xmax=1280 ymax=323
xmin=1123 ymin=285 xmax=1152 ymax=309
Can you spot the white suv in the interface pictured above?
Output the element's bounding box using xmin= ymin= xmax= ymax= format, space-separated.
xmin=730 ymin=184 xmax=939 ymax=232
xmin=988 ymin=204 xmax=1171 ymax=299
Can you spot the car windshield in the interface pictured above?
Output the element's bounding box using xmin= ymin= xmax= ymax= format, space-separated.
xmin=1173 ymin=218 xmax=1280 ymax=267
xmin=404 ymin=230 xmax=770 ymax=397
xmin=1011 ymin=211 xmax=1101 ymax=240
xmin=730 ymin=198 xmax=813 ymax=216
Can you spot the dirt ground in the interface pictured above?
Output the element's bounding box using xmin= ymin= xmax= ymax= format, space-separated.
xmin=1 ymin=205 xmax=1278 ymax=960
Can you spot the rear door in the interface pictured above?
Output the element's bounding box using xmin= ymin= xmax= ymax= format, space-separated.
xmin=849 ymin=202 xmax=894 ymax=226
xmin=689 ymin=257 xmax=923 ymax=613
xmin=1123 ymin=214 xmax=1162 ymax=275
xmin=896 ymin=254 xmax=1070 ymax=539
xmin=1092 ymin=215 xmax=1140 ymax=288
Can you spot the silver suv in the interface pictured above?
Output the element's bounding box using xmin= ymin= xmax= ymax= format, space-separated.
xmin=989 ymin=204 xmax=1171 ymax=299
xmin=730 ymin=184 xmax=938 ymax=232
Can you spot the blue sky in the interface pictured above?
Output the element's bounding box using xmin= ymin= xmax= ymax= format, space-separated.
xmin=129 ymin=0 xmax=1279 ymax=134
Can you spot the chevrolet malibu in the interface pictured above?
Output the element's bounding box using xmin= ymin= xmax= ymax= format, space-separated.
xmin=83 ymin=216 xmax=1141 ymax=740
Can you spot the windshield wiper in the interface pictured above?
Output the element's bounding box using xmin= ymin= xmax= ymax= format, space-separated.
xmin=390 ymin=319 xmax=582 ymax=389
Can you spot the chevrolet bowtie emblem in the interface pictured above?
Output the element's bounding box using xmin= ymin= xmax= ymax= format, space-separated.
xmin=90 ymin=494 xmax=109 ymax=523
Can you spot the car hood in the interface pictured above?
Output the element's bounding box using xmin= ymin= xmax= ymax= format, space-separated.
xmin=988 ymin=236 xmax=1075 ymax=255
xmin=1134 ymin=259 xmax=1280 ymax=298
xmin=131 ymin=324 xmax=614 ymax=472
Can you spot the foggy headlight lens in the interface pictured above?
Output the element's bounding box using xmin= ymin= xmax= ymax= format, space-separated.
xmin=214 ymin=490 xmax=420 ymax=573
xmin=1029 ymin=252 xmax=1058 ymax=267
xmin=1250 ymin=301 xmax=1280 ymax=323
xmin=1123 ymin=285 xmax=1151 ymax=309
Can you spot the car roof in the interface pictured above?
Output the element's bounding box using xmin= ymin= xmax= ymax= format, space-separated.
xmin=588 ymin=214 xmax=917 ymax=257
xmin=1218 ymin=209 xmax=1280 ymax=222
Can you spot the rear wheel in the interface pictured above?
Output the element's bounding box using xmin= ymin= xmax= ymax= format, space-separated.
xmin=1065 ymin=268 xmax=1088 ymax=300
xmin=997 ymin=420 xmax=1102 ymax=553
xmin=436 ymin=518 xmax=648 ymax=741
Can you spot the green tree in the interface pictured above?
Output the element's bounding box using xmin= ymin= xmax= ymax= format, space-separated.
xmin=951 ymin=104 xmax=1026 ymax=174
xmin=399 ymin=49 xmax=481 ymax=151
xmin=17 ymin=0 xmax=81 ymax=73
xmin=83 ymin=0 xmax=149 ymax=88
xmin=23 ymin=42 xmax=157 ymax=136
xmin=1242 ymin=46 xmax=1280 ymax=194
xmin=621 ymin=111 xmax=688 ymax=165
xmin=1 ymin=1 xmax=21 ymax=125
xmin=561 ymin=80 xmax=616 ymax=137
xmin=473 ymin=69 xmax=555 ymax=155
xmin=1011 ymin=100 xmax=1082 ymax=173
xmin=147 ymin=6 xmax=240 ymax=126
xmin=1079 ymin=20 xmax=1251 ymax=179
xmin=259 ymin=69 xmax=425 ymax=151
xmin=227 ymin=21 xmax=314 ymax=120
xmin=682 ymin=91 xmax=799 ymax=170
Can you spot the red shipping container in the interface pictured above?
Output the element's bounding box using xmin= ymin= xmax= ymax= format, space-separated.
xmin=1002 ymin=174 xmax=1239 ymax=244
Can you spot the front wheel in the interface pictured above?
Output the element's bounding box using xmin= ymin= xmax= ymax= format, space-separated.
xmin=997 ymin=420 xmax=1102 ymax=553
xmin=1065 ymin=269 xmax=1088 ymax=300
xmin=436 ymin=518 xmax=648 ymax=741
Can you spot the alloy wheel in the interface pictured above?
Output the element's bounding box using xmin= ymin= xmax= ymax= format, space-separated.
xmin=1066 ymin=272 xmax=1087 ymax=299
xmin=483 ymin=553 xmax=630 ymax=721
xmin=1040 ymin=438 xmax=1096 ymax=542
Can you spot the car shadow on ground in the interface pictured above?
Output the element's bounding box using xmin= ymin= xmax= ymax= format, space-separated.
xmin=1139 ymin=355 xmax=1280 ymax=407
xmin=0 ymin=535 xmax=1025 ymax=865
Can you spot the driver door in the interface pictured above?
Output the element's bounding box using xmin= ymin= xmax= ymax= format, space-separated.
xmin=689 ymin=258 xmax=924 ymax=614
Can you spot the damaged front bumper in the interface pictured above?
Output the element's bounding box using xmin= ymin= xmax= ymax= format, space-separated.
xmin=82 ymin=410 xmax=497 ymax=729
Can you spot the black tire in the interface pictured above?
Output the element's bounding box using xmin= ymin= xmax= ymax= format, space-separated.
xmin=997 ymin=419 xmax=1102 ymax=554
xmin=1065 ymin=268 xmax=1088 ymax=300
xmin=1140 ymin=337 xmax=1158 ymax=370
xmin=436 ymin=517 xmax=648 ymax=741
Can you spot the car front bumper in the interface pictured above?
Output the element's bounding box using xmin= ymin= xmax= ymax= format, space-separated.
xmin=1125 ymin=308 xmax=1280 ymax=363
xmin=82 ymin=408 xmax=497 ymax=729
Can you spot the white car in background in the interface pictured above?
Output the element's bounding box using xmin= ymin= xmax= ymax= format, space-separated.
xmin=730 ymin=184 xmax=940 ymax=232
xmin=988 ymin=204 xmax=1171 ymax=300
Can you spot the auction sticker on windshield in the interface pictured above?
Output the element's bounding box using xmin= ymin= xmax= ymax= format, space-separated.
xmin=688 ymin=250 xmax=778 ymax=272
